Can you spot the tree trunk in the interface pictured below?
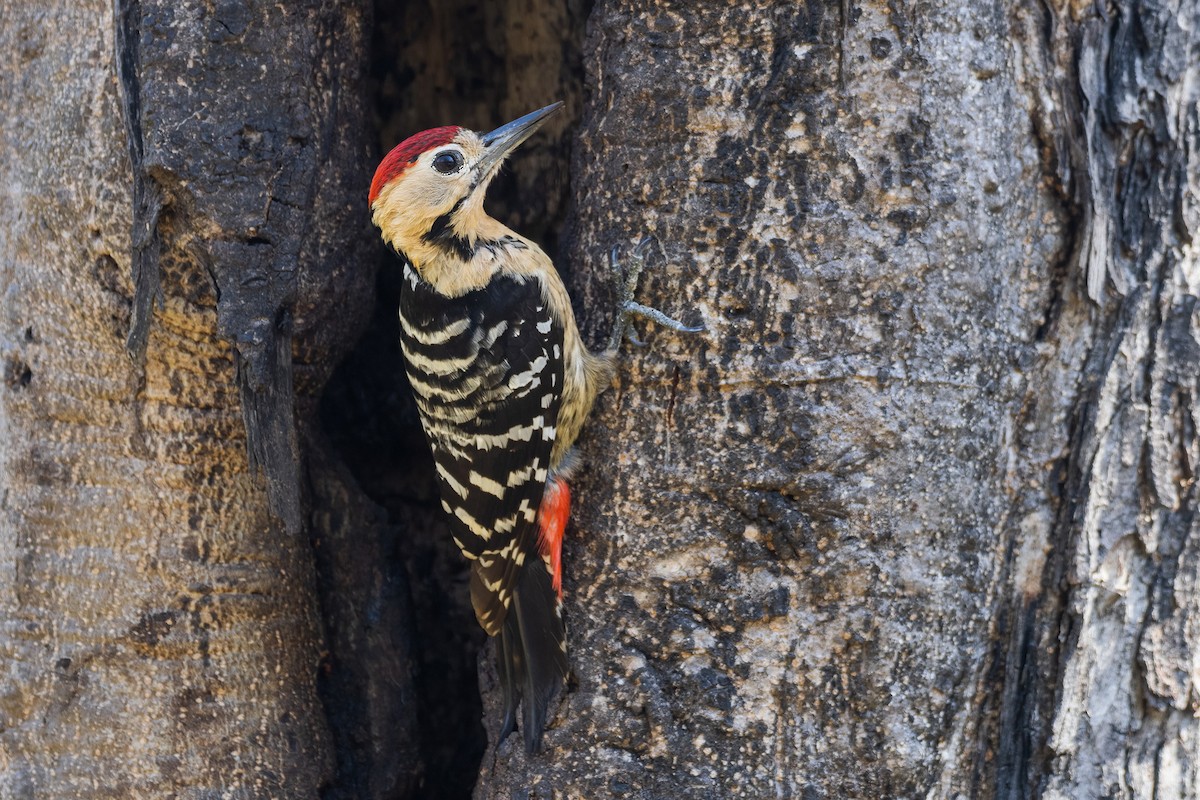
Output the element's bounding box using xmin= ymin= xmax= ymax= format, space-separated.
xmin=1 ymin=0 xmax=1197 ymax=799
xmin=0 ymin=1 xmax=421 ymax=797
xmin=481 ymin=1 xmax=1200 ymax=798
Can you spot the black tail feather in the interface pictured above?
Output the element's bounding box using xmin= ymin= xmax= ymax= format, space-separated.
xmin=497 ymin=563 xmax=568 ymax=753
xmin=497 ymin=618 xmax=521 ymax=743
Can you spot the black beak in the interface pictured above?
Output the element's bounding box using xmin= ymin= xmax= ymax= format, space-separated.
xmin=474 ymin=102 xmax=563 ymax=179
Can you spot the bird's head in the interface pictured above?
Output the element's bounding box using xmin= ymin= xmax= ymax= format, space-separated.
xmin=369 ymin=102 xmax=562 ymax=267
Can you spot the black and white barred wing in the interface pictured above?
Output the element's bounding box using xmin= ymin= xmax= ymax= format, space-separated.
xmin=399 ymin=264 xmax=564 ymax=635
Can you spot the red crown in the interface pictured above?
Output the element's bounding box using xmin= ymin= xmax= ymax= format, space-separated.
xmin=369 ymin=126 xmax=460 ymax=206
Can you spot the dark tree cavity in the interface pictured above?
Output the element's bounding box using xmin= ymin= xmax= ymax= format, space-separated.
xmin=324 ymin=0 xmax=587 ymax=796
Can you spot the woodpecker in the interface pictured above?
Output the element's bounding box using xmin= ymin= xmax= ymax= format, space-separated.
xmin=369 ymin=102 xmax=698 ymax=753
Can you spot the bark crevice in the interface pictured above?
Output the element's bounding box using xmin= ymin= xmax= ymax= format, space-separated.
xmin=113 ymin=0 xmax=163 ymax=365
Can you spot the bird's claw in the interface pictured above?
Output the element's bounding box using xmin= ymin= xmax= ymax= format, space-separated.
xmin=633 ymin=236 xmax=654 ymax=260
xmin=606 ymin=237 xmax=703 ymax=351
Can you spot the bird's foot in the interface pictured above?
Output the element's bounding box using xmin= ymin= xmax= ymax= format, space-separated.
xmin=606 ymin=237 xmax=704 ymax=352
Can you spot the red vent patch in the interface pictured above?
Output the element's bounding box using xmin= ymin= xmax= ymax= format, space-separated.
xmin=537 ymin=477 xmax=570 ymax=599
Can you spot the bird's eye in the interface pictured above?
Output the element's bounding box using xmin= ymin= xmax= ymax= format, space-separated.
xmin=431 ymin=151 xmax=464 ymax=175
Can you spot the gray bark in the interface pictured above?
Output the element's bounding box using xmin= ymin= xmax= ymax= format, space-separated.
xmin=480 ymin=1 xmax=1200 ymax=798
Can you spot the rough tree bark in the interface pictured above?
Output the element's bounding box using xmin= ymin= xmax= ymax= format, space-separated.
xmin=481 ymin=1 xmax=1200 ymax=798
xmin=1 ymin=0 xmax=1197 ymax=799
xmin=0 ymin=1 xmax=421 ymax=797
